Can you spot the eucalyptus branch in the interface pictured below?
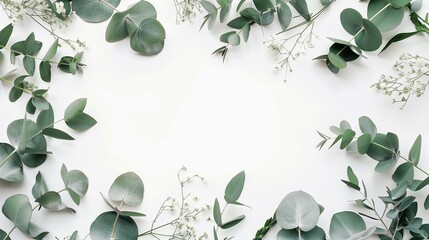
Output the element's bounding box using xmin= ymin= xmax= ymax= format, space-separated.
xmin=0 ymin=77 xmax=33 ymax=94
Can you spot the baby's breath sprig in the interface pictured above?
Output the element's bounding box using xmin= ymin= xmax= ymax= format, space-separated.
xmin=139 ymin=166 xmax=209 ymax=240
xmin=0 ymin=0 xmax=84 ymax=49
xmin=173 ymin=0 xmax=203 ymax=24
xmin=268 ymin=1 xmax=331 ymax=81
xmin=372 ymin=53 xmax=429 ymax=109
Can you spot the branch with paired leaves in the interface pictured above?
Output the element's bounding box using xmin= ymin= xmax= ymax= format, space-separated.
xmin=72 ymin=0 xmax=166 ymax=56
xmin=0 ymin=98 xmax=96 ymax=183
xmin=0 ymin=24 xmax=85 ymax=113
xmin=0 ymin=164 xmax=88 ymax=240
xmin=315 ymin=0 xmax=421 ymax=74
xmin=200 ymin=0 xmax=331 ymax=63
xmin=318 ymin=116 xmax=429 ymax=210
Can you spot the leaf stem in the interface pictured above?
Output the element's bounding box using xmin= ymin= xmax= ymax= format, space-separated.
xmin=0 ymin=76 xmax=33 ymax=94
xmin=3 ymin=226 xmax=16 ymax=240
xmin=99 ymin=0 xmax=120 ymax=12
xmin=110 ymin=200 xmax=124 ymax=239
xmin=358 ymin=191 xmax=392 ymax=237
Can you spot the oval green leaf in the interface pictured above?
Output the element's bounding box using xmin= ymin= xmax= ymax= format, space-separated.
xmin=329 ymin=211 xmax=366 ymax=240
xmin=90 ymin=211 xmax=138 ymax=240
xmin=72 ymin=0 xmax=121 ymax=23
xmin=224 ymin=171 xmax=245 ymax=203
xmin=276 ymin=190 xmax=321 ymax=231
xmin=340 ymin=8 xmax=363 ymax=35
xmin=130 ymin=18 xmax=166 ymax=56
xmin=109 ymin=172 xmax=144 ymax=206
xmin=368 ymin=0 xmax=404 ymax=32
xmin=0 ymin=143 xmax=23 ymax=182
xmin=277 ymin=226 xmax=326 ymax=240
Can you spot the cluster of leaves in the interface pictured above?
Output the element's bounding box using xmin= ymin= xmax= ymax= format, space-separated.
xmin=0 ymin=98 xmax=96 ymax=183
xmin=0 ymin=24 xmax=84 ymax=112
xmin=0 ymin=164 xmax=88 ymax=239
xmin=315 ymin=0 xmax=421 ymax=73
xmin=90 ymin=172 xmax=145 ymax=240
xmin=254 ymin=190 xmax=384 ymax=240
xmin=341 ymin=166 xmax=429 ymax=239
xmin=91 ymin=167 xmax=210 ymax=240
xmin=317 ymin=116 xmax=429 ymax=237
xmin=200 ymin=0 xmax=329 ymax=61
xmin=382 ymin=8 xmax=429 ymax=53
xmin=212 ymin=171 xmax=247 ymax=240
xmin=72 ymin=0 xmax=166 ymax=56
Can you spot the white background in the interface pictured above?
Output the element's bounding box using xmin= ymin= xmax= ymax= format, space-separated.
xmin=1 ymin=0 xmax=429 ymax=239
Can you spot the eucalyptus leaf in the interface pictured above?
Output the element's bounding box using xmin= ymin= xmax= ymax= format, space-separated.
xmin=130 ymin=18 xmax=166 ymax=56
xmin=328 ymin=52 xmax=347 ymax=69
xmin=409 ymin=135 xmax=421 ymax=165
xmin=35 ymin=191 xmax=75 ymax=212
xmin=359 ymin=116 xmax=377 ymax=138
xmin=228 ymin=33 xmax=241 ymax=46
xmin=220 ymin=4 xmax=231 ymax=23
xmin=289 ymin=0 xmax=310 ymax=21
xmin=109 ymin=172 xmax=144 ymax=206
xmin=227 ymin=17 xmax=249 ymax=29
xmin=64 ymin=98 xmax=87 ymax=122
xmin=23 ymin=56 xmax=35 ymax=75
xmin=357 ymin=133 xmax=372 ymax=154
xmin=42 ymin=128 xmax=74 ymax=140
xmin=329 ymin=211 xmax=366 ymax=240
xmin=340 ymin=129 xmax=355 ymax=149
xmin=90 ymin=211 xmax=138 ymax=240
xmin=39 ymin=61 xmax=51 ymax=83
xmin=32 ymin=171 xmax=48 ymax=199
xmin=277 ymin=1 xmax=292 ymax=30
xmin=392 ymin=163 xmax=414 ymax=185
xmin=124 ymin=0 xmax=157 ymax=27
xmin=31 ymin=96 xmax=49 ymax=111
xmin=243 ymin=23 xmax=250 ymax=42
xmin=105 ymin=12 xmax=129 ymax=42
xmin=62 ymin=164 xmax=89 ymax=200
xmin=42 ymin=39 xmax=58 ymax=61
xmin=72 ymin=0 xmax=121 ymax=23
xmin=224 ymin=171 xmax=245 ymax=203
xmin=2 ymin=194 xmax=32 ymax=234
xmin=37 ymin=106 xmax=54 ymax=129
xmin=277 ymin=226 xmax=326 ymax=240
xmin=253 ymin=0 xmax=274 ymax=11
xmin=7 ymin=119 xmax=48 ymax=168
xmin=65 ymin=112 xmax=97 ymax=131
xmin=213 ymin=198 xmax=222 ymax=226
xmin=367 ymin=0 xmax=405 ymax=32
xmin=340 ymin=8 xmax=364 ymax=36
xmin=0 ymin=24 xmax=13 ymax=50
xmin=0 ymin=229 xmax=11 ymax=240
xmin=220 ymin=215 xmax=245 ymax=229
xmin=276 ymin=190 xmax=320 ymax=231
xmin=355 ymin=19 xmax=382 ymax=51
xmin=0 ymin=143 xmax=23 ymax=182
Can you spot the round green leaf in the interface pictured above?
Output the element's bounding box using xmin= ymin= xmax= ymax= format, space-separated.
xmin=389 ymin=0 xmax=411 ymax=8
xmin=277 ymin=226 xmax=326 ymax=240
xmin=0 ymin=229 xmax=11 ymax=240
xmin=35 ymin=191 xmax=74 ymax=212
xmin=328 ymin=52 xmax=347 ymax=69
xmin=62 ymin=164 xmax=89 ymax=199
xmin=366 ymin=133 xmax=396 ymax=161
xmin=64 ymin=98 xmax=87 ymax=122
xmin=0 ymin=143 xmax=23 ymax=182
xmin=125 ymin=0 xmax=157 ymax=26
xmin=90 ymin=211 xmax=138 ymax=240
xmin=228 ymin=33 xmax=240 ymax=46
xmin=340 ymin=8 xmax=363 ymax=35
xmin=72 ymin=0 xmax=121 ymax=23
xmin=276 ymin=191 xmax=321 ymax=231
xmin=2 ymin=194 xmax=32 ymax=233
xmin=368 ymin=0 xmax=404 ymax=32
xmin=130 ymin=18 xmax=166 ymax=56
xmin=329 ymin=211 xmax=366 ymax=240
xmin=7 ymin=119 xmax=47 ymax=167
xmin=260 ymin=11 xmax=275 ymax=26
xmin=32 ymin=171 xmax=48 ymax=199
xmin=105 ymin=12 xmax=129 ymax=42
xmin=355 ymin=19 xmax=382 ymax=51
xmin=358 ymin=116 xmax=377 ymax=138
xmin=329 ymin=43 xmax=360 ymax=62
xmin=357 ymin=133 xmax=372 ymax=154
xmin=109 ymin=172 xmax=144 ymax=206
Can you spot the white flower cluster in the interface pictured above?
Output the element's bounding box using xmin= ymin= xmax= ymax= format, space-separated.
xmin=372 ymin=53 xmax=429 ymax=109
xmin=0 ymin=0 xmax=84 ymax=49
xmin=173 ymin=0 xmax=202 ymax=24
xmin=266 ymin=23 xmax=320 ymax=81
xmin=146 ymin=166 xmax=209 ymax=239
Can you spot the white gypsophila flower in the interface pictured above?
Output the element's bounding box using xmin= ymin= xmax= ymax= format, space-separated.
xmin=273 ymin=63 xmax=283 ymax=74
xmin=55 ymin=1 xmax=65 ymax=15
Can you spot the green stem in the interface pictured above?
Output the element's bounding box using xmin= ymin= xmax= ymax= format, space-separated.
xmin=336 ymin=3 xmax=391 ymax=56
xmin=3 ymin=226 xmax=16 ymax=240
xmin=0 ymin=43 xmax=60 ymax=65
xmin=138 ymin=219 xmax=178 ymax=237
xmin=370 ymin=141 xmax=429 ymax=177
xmin=252 ymin=213 xmax=277 ymax=240
xmin=0 ymin=77 xmax=33 ymax=94
xmin=358 ymin=192 xmax=392 ymax=237
xmin=111 ymin=200 xmax=124 ymax=239
xmin=99 ymin=0 xmax=120 ymax=12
